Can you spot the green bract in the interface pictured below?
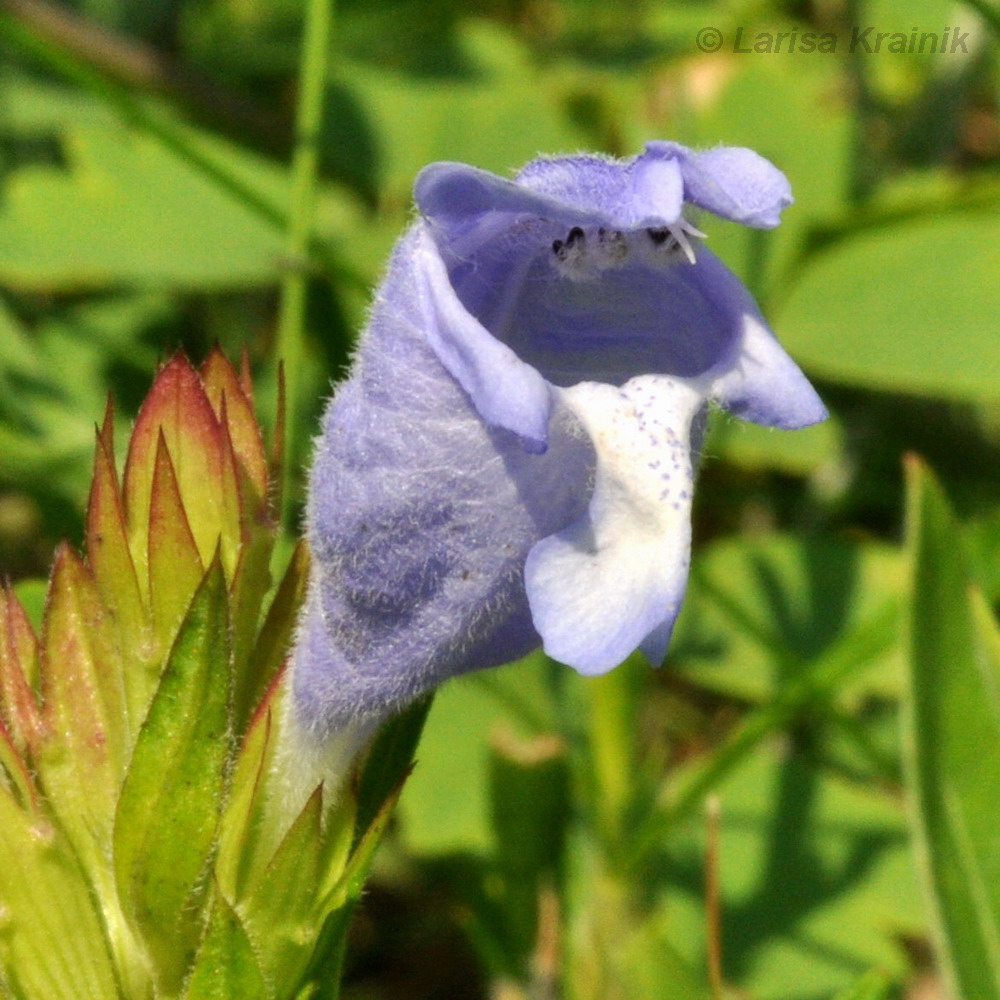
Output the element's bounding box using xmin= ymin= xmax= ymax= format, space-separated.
xmin=0 ymin=351 xmax=418 ymax=1000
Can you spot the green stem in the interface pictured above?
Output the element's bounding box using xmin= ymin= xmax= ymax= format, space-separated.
xmin=276 ymin=0 xmax=336 ymax=523
xmin=844 ymin=0 xmax=880 ymax=205
xmin=585 ymin=665 xmax=637 ymax=855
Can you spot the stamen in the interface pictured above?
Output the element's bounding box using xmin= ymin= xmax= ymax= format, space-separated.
xmin=550 ymin=216 xmax=706 ymax=277
xmin=646 ymin=218 xmax=706 ymax=265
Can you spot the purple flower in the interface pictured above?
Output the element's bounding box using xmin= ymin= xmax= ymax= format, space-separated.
xmin=291 ymin=141 xmax=825 ymax=744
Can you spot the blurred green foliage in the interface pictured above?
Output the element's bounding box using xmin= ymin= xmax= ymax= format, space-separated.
xmin=0 ymin=0 xmax=998 ymax=997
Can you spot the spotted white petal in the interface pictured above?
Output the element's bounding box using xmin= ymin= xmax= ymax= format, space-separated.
xmin=524 ymin=374 xmax=706 ymax=675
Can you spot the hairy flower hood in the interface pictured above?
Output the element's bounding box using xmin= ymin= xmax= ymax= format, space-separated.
xmin=292 ymin=141 xmax=826 ymax=745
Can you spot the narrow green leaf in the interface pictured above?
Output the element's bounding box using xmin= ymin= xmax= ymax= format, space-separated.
xmin=490 ymin=729 xmax=569 ymax=881
xmin=0 ymin=717 xmax=36 ymax=814
xmin=199 ymin=348 xmax=269 ymax=504
xmin=183 ymin=885 xmax=268 ymax=1000
xmin=37 ymin=545 xmax=129 ymax=867
xmin=486 ymin=730 xmax=570 ymax=974
xmin=84 ymin=405 xmax=156 ymax=736
xmin=123 ymin=355 xmax=225 ymax=609
xmin=113 ymin=557 xmax=233 ymax=996
xmin=295 ymin=903 xmax=358 ymax=1000
xmin=235 ymin=542 xmax=309 ymax=732
xmin=216 ymin=685 xmax=277 ymax=904
xmin=147 ymin=433 xmax=206 ymax=651
xmin=86 ymin=403 xmax=147 ymax=675
xmin=903 ymin=457 xmax=1000 ymax=999
xmin=240 ymin=788 xmax=324 ymax=989
xmin=354 ymin=694 xmax=432 ymax=841
xmin=336 ymin=775 xmax=411 ymax=912
xmin=0 ymin=586 xmax=42 ymax=759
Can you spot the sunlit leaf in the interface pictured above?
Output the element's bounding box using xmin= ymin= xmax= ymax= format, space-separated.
xmin=776 ymin=206 xmax=1000 ymax=402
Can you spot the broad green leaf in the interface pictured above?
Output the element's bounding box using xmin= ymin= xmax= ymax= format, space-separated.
xmin=610 ymin=921 xmax=710 ymax=1000
xmin=866 ymin=0 xmax=970 ymax=101
xmin=658 ymin=745 xmax=921 ymax=999
xmin=775 ymin=206 xmax=1000 ymax=402
xmin=903 ymin=457 xmax=1000 ymax=998
xmin=0 ymin=297 xmax=44 ymax=378
xmin=0 ymin=71 xmax=117 ymax=133
xmin=113 ymin=558 xmax=233 ymax=996
xmin=333 ymin=22 xmax=590 ymax=208
xmin=0 ymin=114 xmax=355 ymax=294
xmin=0 ymin=124 xmax=288 ymax=291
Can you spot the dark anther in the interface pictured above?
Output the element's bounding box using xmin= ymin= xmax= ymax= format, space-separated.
xmin=567 ymin=226 xmax=585 ymax=244
xmin=551 ymin=239 xmax=564 ymax=254
xmin=647 ymin=228 xmax=672 ymax=245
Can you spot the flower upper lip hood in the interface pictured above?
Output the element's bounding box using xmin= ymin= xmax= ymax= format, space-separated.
xmin=410 ymin=140 xmax=822 ymax=455
xmin=415 ymin=140 xmax=793 ymax=236
xmin=291 ymin=140 xmax=826 ymax=748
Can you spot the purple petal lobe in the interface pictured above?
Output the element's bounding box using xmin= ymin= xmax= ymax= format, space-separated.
xmin=646 ymin=141 xmax=793 ymax=228
xmin=515 ymin=155 xmax=635 ymax=225
xmin=629 ymin=154 xmax=684 ymax=227
xmin=711 ymin=313 xmax=828 ymax=428
xmin=416 ymin=161 xmax=607 ymax=236
xmin=415 ymin=227 xmax=553 ymax=448
xmin=690 ymin=250 xmax=827 ymax=427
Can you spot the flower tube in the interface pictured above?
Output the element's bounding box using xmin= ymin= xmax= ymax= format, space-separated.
xmin=291 ymin=141 xmax=826 ymax=753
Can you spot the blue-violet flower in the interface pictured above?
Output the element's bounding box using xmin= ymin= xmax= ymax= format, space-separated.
xmin=291 ymin=141 xmax=826 ymax=750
